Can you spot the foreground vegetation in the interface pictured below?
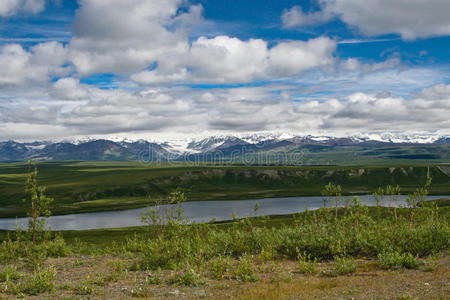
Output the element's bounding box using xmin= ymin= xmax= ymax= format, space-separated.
xmin=1 ymin=161 xmax=449 ymax=217
xmin=0 ymin=197 xmax=448 ymax=298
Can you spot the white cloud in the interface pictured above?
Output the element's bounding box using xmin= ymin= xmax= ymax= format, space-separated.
xmin=0 ymin=0 xmax=45 ymax=17
xmin=0 ymin=0 xmax=337 ymax=93
xmin=132 ymin=36 xmax=337 ymax=84
xmin=335 ymin=93 xmax=409 ymax=121
xmin=2 ymin=81 xmax=450 ymax=141
xmin=339 ymin=56 xmax=401 ymax=73
xmin=0 ymin=42 xmax=69 ymax=87
xmin=269 ymin=37 xmax=336 ymax=77
xmin=189 ymin=36 xmax=269 ymax=83
xmin=0 ymin=0 xmax=335 ymax=87
xmin=281 ymin=5 xmax=332 ymax=28
xmin=413 ymin=83 xmax=450 ymax=101
xmin=65 ymin=0 xmax=338 ymax=84
xmin=68 ymin=0 xmax=197 ymax=76
xmin=328 ymin=0 xmax=450 ymax=39
xmin=50 ymin=78 xmax=90 ymax=101
xmin=283 ymin=0 xmax=450 ymax=40
xmin=0 ymin=0 xmax=449 ymax=141
xmin=340 ymin=58 xmax=360 ymax=72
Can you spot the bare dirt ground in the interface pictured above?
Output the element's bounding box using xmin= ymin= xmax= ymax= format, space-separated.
xmin=1 ymin=254 xmax=448 ymax=299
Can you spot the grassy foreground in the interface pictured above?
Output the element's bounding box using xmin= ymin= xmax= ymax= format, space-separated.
xmin=0 ymin=199 xmax=448 ymax=299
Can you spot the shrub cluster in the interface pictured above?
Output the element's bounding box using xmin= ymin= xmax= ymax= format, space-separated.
xmin=130 ymin=202 xmax=447 ymax=273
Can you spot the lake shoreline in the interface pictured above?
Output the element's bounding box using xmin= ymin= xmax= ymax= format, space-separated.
xmin=0 ymin=195 xmax=448 ymax=231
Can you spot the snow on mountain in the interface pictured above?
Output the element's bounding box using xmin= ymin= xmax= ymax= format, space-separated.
xmin=25 ymin=144 xmax=47 ymax=151
xmin=357 ymin=133 xmax=441 ymax=144
xmin=309 ymin=136 xmax=331 ymax=142
xmin=1 ymin=133 xmax=448 ymax=162
xmin=160 ymin=139 xmax=194 ymax=154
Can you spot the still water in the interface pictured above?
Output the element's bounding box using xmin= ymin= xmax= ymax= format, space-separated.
xmin=0 ymin=195 xmax=447 ymax=230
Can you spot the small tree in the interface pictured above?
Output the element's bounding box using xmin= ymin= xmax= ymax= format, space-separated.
xmin=322 ymin=182 xmax=342 ymax=218
xmin=386 ymin=185 xmax=401 ymax=221
xmin=24 ymin=161 xmax=53 ymax=244
xmin=373 ymin=185 xmax=401 ymax=222
xmin=141 ymin=190 xmax=187 ymax=236
xmin=405 ymin=167 xmax=432 ymax=226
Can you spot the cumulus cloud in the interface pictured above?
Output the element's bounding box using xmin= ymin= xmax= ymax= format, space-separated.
xmin=0 ymin=0 xmax=45 ymax=16
xmin=50 ymin=78 xmax=90 ymax=101
xmin=413 ymin=84 xmax=450 ymax=101
xmin=269 ymin=38 xmax=336 ymax=77
xmin=0 ymin=0 xmax=336 ymax=87
xmin=132 ymin=36 xmax=336 ymax=84
xmin=65 ymin=0 xmax=337 ymax=83
xmin=0 ymin=42 xmax=69 ymax=87
xmin=334 ymin=93 xmax=408 ymax=121
xmin=68 ymin=0 xmax=197 ymax=76
xmin=282 ymin=0 xmax=450 ymax=40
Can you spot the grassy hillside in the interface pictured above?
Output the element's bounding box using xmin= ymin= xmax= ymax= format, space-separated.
xmin=0 ymin=161 xmax=449 ymax=217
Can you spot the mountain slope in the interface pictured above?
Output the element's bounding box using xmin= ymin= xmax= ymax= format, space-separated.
xmin=0 ymin=134 xmax=449 ymax=163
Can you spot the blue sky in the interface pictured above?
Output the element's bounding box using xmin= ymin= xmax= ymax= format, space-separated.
xmin=0 ymin=0 xmax=449 ymax=141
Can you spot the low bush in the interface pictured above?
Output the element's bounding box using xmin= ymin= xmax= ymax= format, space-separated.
xmin=297 ymin=251 xmax=318 ymax=275
xmin=168 ymin=268 xmax=204 ymax=286
xmin=378 ymin=251 xmax=419 ymax=270
xmin=323 ymin=257 xmax=357 ymax=277
xmin=208 ymin=255 xmax=232 ymax=279
xmin=233 ymin=255 xmax=259 ymax=282
xmin=0 ymin=265 xmax=22 ymax=282
xmin=8 ymin=266 xmax=56 ymax=295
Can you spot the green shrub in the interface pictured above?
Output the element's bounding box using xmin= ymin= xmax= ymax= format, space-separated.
xmin=334 ymin=257 xmax=357 ymax=275
xmin=378 ymin=251 xmax=419 ymax=270
xmin=169 ymin=268 xmax=204 ymax=286
xmin=0 ymin=236 xmax=71 ymax=266
xmin=296 ymin=251 xmax=318 ymax=275
xmin=106 ymin=259 xmax=128 ymax=282
xmin=323 ymin=257 xmax=357 ymax=277
xmin=0 ymin=239 xmax=21 ymax=263
xmin=9 ymin=267 xmax=56 ymax=295
xmin=209 ymin=255 xmax=231 ymax=279
xmin=146 ymin=268 xmax=163 ymax=285
xmin=74 ymin=283 xmax=94 ymax=295
xmin=0 ymin=265 xmax=22 ymax=282
xmin=233 ymin=255 xmax=259 ymax=282
xmin=423 ymin=252 xmax=440 ymax=272
xmin=139 ymin=239 xmax=179 ymax=270
xmin=42 ymin=236 xmax=71 ymax=257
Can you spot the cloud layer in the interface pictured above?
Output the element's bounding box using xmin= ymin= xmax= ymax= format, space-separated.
xmin=1 ymin=79 xmax=449 ymax=141
xmin=0 ymin=0 xmax=448 ymax=141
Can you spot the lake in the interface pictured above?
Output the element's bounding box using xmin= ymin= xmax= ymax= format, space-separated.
xmin=0 ymin=195 xmax=447 ymax=230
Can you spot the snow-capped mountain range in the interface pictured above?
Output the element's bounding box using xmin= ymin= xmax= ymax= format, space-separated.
xmin=0 ymin=133 xmax=448 ymax=162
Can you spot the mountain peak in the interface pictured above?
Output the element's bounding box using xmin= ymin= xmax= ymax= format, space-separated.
xmin=0 ymin=133 xmax=448 ymax=162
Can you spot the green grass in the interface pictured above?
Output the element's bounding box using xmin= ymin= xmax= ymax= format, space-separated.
xmin=0 ymin=162 xmax=449 ymax=217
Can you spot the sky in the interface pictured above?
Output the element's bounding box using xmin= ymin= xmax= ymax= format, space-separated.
xmin=0 ymin=0 xmax=449 ymax=142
